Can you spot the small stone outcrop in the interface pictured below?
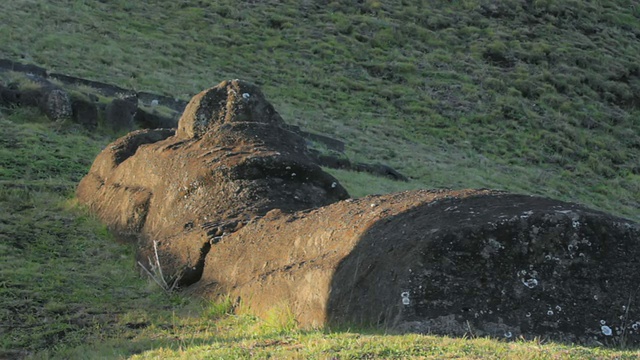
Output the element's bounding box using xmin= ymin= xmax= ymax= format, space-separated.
xmin=0 ymin=59 xmax=183 ymax=131
xmin=0 ymin=82 xmax=71 ymax=121
xmin=2 ymin=59 xmax=407 ymax=181
xmin=78 ymin=80 xmax=640 ymax=347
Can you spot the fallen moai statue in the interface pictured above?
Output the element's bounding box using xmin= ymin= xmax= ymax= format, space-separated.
xmin=78 ymin=80 xmax=640 ymax=346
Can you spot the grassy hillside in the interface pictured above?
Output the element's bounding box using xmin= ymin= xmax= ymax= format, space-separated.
xmin=1 ymin=0 xmax=639 ymax=220
xmin=1 ymin=0 xmax=640 ymax=358
xmin=0 ymin=110 xmax=634 ymax=360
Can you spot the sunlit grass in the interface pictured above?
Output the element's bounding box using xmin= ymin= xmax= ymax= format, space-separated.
xmin=1 ymin=0 xmax=640 ymax=357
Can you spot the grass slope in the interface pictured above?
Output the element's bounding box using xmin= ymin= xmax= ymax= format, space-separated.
xmin=0 ymin=0 xmax=638 ymax=220
xmin=0 ymin=112 xmax=638 ymax=359
xmin=0 ymin=0 xmax=640 ymax=358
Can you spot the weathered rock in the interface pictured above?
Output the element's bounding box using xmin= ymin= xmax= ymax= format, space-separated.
xmin=0 ymin=84 xmax=41 ymax=108
xmin=189 ymin=190 xmax=640 ymax=346
xmin=353 ymin=162 xmax=409 ymax=181
xmin=134 ymin=107 xmax=177 ymax=129
xmin=308 ymin=150 xmax=409 ymax=182
xmin=77 ymin=79 xmax=349 ymax=285
xmin=71 ymin=97 xmax=99 ymax=130
xmin=0 ymin=58 xmax=48 ymax=78
xmin=0 ymin=82 xmax=72 ymax=122
xmin=176 ymin=80 xmax=284 ymax=139
xmin=78 ymin=80 xmax=640 ymax=346
xmin=311 ymin=150 xmax=352 ymax=169
xmin=105 ymin=97 xmax=137 ymax=132
xmin=40 ymin=87 xmax=72 ymax=121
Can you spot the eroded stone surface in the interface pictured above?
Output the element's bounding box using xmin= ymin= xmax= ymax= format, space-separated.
xmin=77 ymin=80 xmax=349 ymax=285
xmin=176 ymin=80 xmax=284 ymax=139
xmin=78 ymin=81 xmax=640 ymax=346
xmin=190 ymin=190 xmax=639 ymax=346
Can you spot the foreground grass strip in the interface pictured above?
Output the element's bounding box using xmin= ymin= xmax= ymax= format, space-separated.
xmin=55 ymin=313 xmax=640 ymax=359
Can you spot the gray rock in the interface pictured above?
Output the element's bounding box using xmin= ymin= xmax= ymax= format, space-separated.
xmin=106 ymin=98 xmax=137 ymax=132
xmin=40 ymin=88 xmax=72 ymax=121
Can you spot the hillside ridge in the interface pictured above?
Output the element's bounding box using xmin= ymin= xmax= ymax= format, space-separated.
xmin=0 ymin=0 xmax=637 ymax=219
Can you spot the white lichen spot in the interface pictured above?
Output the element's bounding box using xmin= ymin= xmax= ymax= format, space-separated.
xmin=547 ymin=310 xmax=554 ymax=316
xmin=504 ymin=331 xmax=513 ymax=338
xmin=572 ymin=220 xmax=580 ymax=228
xmin=632 ymin=322 xmax=639 ymax=331
xmin=601 ymin=325 xmax=612 ymax=336
xmin=555 ymin=305 xmax=562 ymax=312
xmin=518 ymin=270 xmax=527 ymax=276
xmin=291 ymin=173 xmax=296 ymax=177
xmin=545 ymin=254 xmax=552 ymax=261
xmin=242 ymin=93 xmax=250 ymax=99
xmin=401 ymin=291 xmax=410 ymax=305
xmin=526 ymin=312 xmax=531 ymax=318
xmin=600 ymin=320 xmax=606 ymax=325
xmin=594 ymin=295 xmax=599 ymax=301
xmin=286 ymin=166 xmax=291 ymax=170
xmin=331 ymin=182 xmax=337 ymax=188
xmin=522 ymin=278 xmax=539 ymax=289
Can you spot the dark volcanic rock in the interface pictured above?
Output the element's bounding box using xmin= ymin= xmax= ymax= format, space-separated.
xmin=0 ymin=84 xmax=41 ymax=108
xmin=40 ymin=87 xmax=72 ymax=121
xmin=71 ymin=98 xmax=99 ymax=130
xmin=326 ymin=193 xmax=640 ymax=346
xmin=78 ymin=80 xmax=640 ymax=346
xmin=176 ymin=80 xmax=284 ymax=139
xmin=134 ymin=108 xmax=177 ymax=129
xmin=190 ymin=190 xmax=640 ymax=346
xmin=77 ymin=79 xmax=349 ymax=285
xmin=105 ymin=98 xmax=137 ymax=132
xmin=0 ymin=82 xmax=72 ymax=121
xmin=353 ymin=162 xmax=409 ymax=181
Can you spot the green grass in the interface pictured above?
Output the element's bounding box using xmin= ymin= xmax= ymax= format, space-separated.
xmin=0 ymin=109 xmax=170 ymax=356
xmin=1 ymin=0 xmax=638 ymax=221
xmin=1 ymin=0 xmax=640 ymax=358
xmin=1 ymin=90 xmax=638 ymax=360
